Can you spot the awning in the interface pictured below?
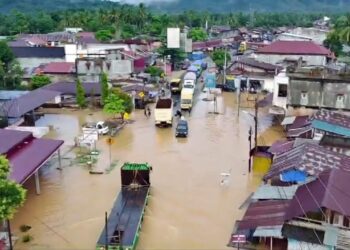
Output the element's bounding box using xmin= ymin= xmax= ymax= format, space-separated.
xmin=253 ymin=225 xmax=283 ymax=238
xmin=8 ymin=138 xmax=64 ymax=183
xmin=252 ymin=184 xmax=297 ymax=200
xmin=281 ymin=116 xmax=296 ymax=126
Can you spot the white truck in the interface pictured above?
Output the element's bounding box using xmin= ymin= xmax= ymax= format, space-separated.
xmin=180 ymin=88 xmax=194 ymax=110
xmin=182 ymin=72 xmax=197 ymax=94
xmin=154 ymin=98 xmax=173 ymax=127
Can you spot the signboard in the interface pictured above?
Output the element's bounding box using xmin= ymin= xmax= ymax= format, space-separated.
xmin=231 ymin=234 xmax=246 ymax=243
xmin=138 ymin=92 xmax=145 ymax=98
xmin=167 ymin=28 xmax=180 ymax=48
xmin=205 ymin=73 xmax=217 ymax=89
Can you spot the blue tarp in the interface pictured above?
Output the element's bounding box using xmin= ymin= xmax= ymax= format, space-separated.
xmin=191 ymin=51 xmax=205 ymax=61
xmin=187 ymin=65 xmax=198 ymax=73
xmin=280 ymin=170 xmax=307 ymax=182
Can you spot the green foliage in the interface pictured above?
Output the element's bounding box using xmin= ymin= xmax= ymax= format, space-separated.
xmin=76 ymin=79 xmax=86 ymax=108
xmin=145 ymin=66 xmax=163 ymax=77
xmin=121 ymin=24 xmax=137 ymax=39
xmin=0 ymin=155 xmax=26 ymax=221
xmin=100 ymin=72 xmax=109 ymax=106
xmin=189 ymin=27 xmax=207 ymax=42
xmin=95 ymin=29 xmax=113 ymax=42
xmin=103 ymin=92 xmax=126 ymax=119
xmin=20 ymin=224 xmax=31 ymax=232
xmin=22 ymin=234 xmax=33 ymax=243
xmin=31 ymin=75 xmax=51 ymax=89
xmin=211 ymin=49 xmax=231 ymax=69
xmin=157 ymin=41 xmax=187 ymax=70
xmin=324 ymin=32 xmax=343 ymax=56
xmin=111 ymin=88 xmax=133 ymax=114
xmin=0 ymin=41 xmax=14 ymax=70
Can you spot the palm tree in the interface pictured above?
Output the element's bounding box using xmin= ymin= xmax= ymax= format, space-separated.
xmin=339 ymin=14 xmax=350 ymax=44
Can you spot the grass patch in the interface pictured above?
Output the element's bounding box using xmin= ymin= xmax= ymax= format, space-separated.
xmin=22 ymin=235 xmax=33 ymax=243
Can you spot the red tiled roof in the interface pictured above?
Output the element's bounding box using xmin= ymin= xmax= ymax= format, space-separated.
xmin=257 ymin=40 xmax=332 ymax=56
xmin=42 ymin=62 xmax=75 ymax=74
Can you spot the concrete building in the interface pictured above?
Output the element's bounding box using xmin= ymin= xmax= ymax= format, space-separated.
xmin=278 ymin=27 xmax=328 ymax=45
xmin=255 ymin=40 xmax=333 ymax=66
xmin=287 ymin=68 xmax=350 ymax=110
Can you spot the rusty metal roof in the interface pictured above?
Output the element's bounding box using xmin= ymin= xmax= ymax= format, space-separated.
xmin=238 ymin=200 xmax=291 ymax=230
xmin=264 ymin=143 xmax=350 ymax=181
xmin=268 ymin=140 xmax=294 ymax=155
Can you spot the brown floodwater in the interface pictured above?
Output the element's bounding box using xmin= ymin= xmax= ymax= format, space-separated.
xmin=11 ymin=82 xmax=282 ymax=249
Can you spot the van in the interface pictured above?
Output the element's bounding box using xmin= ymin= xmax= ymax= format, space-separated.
xmin=175 ymin=119 xmax=188 ymax=137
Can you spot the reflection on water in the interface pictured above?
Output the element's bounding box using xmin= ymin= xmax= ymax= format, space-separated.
xmin=11 ymin=92 xmax=283 ymax=250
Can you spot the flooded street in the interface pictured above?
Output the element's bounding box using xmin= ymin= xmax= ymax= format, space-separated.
xmin=11 ymin=83 xmax=280 ymax=249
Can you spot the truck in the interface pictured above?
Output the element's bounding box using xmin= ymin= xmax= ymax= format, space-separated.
xmin=180 ymin=88 xmax=194 ymax=110
xmin=96 ymin=162 xmax=152 ymax=250
xmin=182 ymin=72 xmax=197 ymax=94
xmin=170 ymin=78 xmax=182 ymax=94
xmin=154 ymin=98 xmax=173 ymax=127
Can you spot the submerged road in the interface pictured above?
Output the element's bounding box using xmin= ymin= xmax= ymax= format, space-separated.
xmin=11 ymin=67 xmax=277 ymax=249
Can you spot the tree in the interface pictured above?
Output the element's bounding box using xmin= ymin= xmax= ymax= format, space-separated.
xmin=76 ymin=79 xmax=86 ymax=108
xmin=189 ymin=28 xmax=208 ymax=42
xmin=157 ymin=40 xmax=187 ymax=70
xmin=95 ymin=29 xmax=113 ymax=42
xmin=103 ymin=93 xmax=126 ymax=120
xmin=111 ymin=88 xmax=133 ymax=114
xmin=31 ymin=75 xmax=51 ymax=89
xmin=100 ymin=72 xmax=109 ymax=106
xmin=145 ymin=66 xmax=163 ymax=77
xmin=211 ymin=49 xmax=231 ymax=69
xmin=0 ymin=155 xmax=26 ymax=221
xmin=324 ymin=31 xmax=343 ymax=57
xmin=0 ymin=41 xmax=14 ymax=70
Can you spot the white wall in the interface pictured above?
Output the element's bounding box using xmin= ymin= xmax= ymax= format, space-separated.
xmin=255 ymin=54 xmax=326 ymax=66
xmin=273 ymin=71 xmax=289 ymax=110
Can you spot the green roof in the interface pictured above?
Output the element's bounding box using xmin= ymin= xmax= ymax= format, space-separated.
xmin=121 ymin=162 xmax=151 ymax=171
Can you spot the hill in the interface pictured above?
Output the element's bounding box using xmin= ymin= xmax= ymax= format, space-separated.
xmin=0 ymin=0 xmax=349 ymax=13
xmin=148 ymin=0 xmax=350 ymax=13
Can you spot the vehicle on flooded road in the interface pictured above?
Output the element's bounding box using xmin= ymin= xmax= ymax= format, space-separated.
xmin=175 ymin=118 xmax=188 ymax=137
xmin=154 ymin=98 xmax=173 ymax=127
xmin=82 ymin=121 xmax=109 ymax=135
xmin=170 ymin=78 xmax=182 ymax=94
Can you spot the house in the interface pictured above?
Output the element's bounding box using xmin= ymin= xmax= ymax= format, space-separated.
xmin=287 ymin=68 xmax=350 ymax=110
xmin=0 ymin=129 xmax=63 ymax=194
xmin=254 ymin=40 xmax=333 ymax=66
xmin=278 ymin=27 xmax=328 ymax=45
xmin=226 ymin=57 xmax=282 ymax=92
xmin=11 ymin=46 xmax=66 ymax=68
xmin=38 ymin=62 xmax=76 ymax=82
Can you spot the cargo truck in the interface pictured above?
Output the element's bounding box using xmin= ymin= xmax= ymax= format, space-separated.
xmin=154 ymin=98 xmax=173 ymax=127
xmin=180 ymin=88 xmax=194 ymax=110
xmin=96 ymin=162 xmax=152 ymax=250
xmin=170 ymin=78 xmax=182 ymax=94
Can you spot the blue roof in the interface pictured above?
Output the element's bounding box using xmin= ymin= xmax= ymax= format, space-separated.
xmin=312 ymin=119 xmax=350 ymax=137
xmin=280 ymin=170 xmax=307 ymax=183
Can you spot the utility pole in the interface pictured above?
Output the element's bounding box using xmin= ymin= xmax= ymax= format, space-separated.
xmin=254 ymin=98 xmax=258 ymax=153
xmin=248 ymin=126 xmax=252 ymax=173
xmin=7 ymin=219 xmax=13 ymax=250
xmin=105 ymin=212 xmax=108 ymax=250
xmin=223 ymin=46 xmax=227 ymax=86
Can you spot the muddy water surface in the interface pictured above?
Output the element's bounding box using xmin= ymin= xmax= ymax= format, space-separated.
xmin=11 ymin=89 xmax=280 ymax=249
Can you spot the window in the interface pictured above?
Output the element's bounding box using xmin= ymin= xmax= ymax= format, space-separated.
xmin=300 ymin=91 xmax=308 ymax=106
xmin=278 ymin=84 xmax=287 ymax=97
xmin=335 ymin=94 xmax=345 ymax=109
xmin=333 ymin=212 xmax=344 ymax=226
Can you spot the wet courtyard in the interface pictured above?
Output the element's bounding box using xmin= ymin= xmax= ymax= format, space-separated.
xmin=11 ymin=87 xmax=281 ymax=249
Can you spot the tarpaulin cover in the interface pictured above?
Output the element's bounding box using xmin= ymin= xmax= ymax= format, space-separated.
xmin=280 ymin=170 xmax=307 ymax=182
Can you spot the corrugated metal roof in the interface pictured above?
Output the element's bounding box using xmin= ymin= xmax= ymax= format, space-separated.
xmin=43 ymin=82 xmax=101 ymax=96
xmin=281 ymin=116 xmax=296 ymax=126
xmin=0 ymin=129 xmax=32 ymax=155
xmin=237 ymin=200 xmax=290 ymax=230
xmin=311 ymin=109 xmax=350 ymax=136
xmin=252 ymin=184 xmax=298 ymax=200
xmin=0 ymin=90 xmax=29 ymax=101
xmin=264 ymin=143 xmax=350 ymax=181
xmin=257 ymin=40 xmax=331 ymax=56
xmin=287 ymin=125 xmax=312 ymax=138
xmin=268 ymin=140 xmax=294 ymax=155
xmin=289 ymin=115 xmax=310 ymax=130
xmin=286 ymin=169 xmax=350 ymax=219
xmin=293 ymin=138 xmax=319 ymax=148
xmin=2 ymin=89 xmax=61 ymax=117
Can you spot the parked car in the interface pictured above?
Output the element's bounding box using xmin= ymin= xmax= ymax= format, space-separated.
xmin=175 ymin=119 xmax=188 ymax=137
xmin=82 ymin=121 xmax=109 ymax=135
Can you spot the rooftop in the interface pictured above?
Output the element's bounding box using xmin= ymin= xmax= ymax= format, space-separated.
xmin=311 ymin=109 xmax=350 ymax=136
xmin=0 ymin=129 xmax=32 ymax=155
xmin=230 ymin=57 xmax=282 ymax=72
xmin=11 ymin=46 xmax=65 ymax=58
xmin=257 ymin=40 xmax=332 ymax=56
xmin=286 ymin=169 xmax=350 ymax=219
xmin=2 ymin=89 xmax=61 ymax=118
xmin=42 ymin=62 xmax=75 ymax=74
xmin=43 ymin=82 xmax=101 ymax=96
xmin=264 ymin=143 xmax=350 ymax=181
